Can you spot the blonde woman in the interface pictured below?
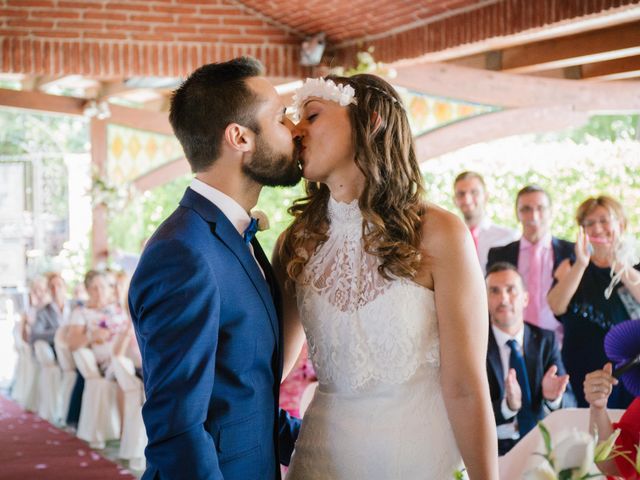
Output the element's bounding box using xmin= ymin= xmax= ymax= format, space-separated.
xmin=548 ymin=195 xmax=640 ymax=408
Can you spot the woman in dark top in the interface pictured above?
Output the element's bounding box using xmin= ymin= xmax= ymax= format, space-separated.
xmin=548 ymin=195 xmax=640 ymax=408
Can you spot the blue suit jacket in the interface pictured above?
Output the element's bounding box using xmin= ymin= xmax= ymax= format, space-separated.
xmin=129 ymin=188 xmax=300 ymax=480
xmin=486 ymin=236 xmax=574 ymax=274
xmin=486 ymin=322 xmax=573 ymax=426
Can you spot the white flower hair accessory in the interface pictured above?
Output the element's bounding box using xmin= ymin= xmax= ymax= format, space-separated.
xmin=290 ymin=77 xmax=356 ymax=120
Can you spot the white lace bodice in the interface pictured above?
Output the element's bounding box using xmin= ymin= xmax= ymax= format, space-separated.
xmin=297 ymin=196 xmax=440 ymax=393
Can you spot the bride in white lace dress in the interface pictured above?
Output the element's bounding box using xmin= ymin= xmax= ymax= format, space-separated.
xmin=274 ymin=74 xmax=498 ymax=479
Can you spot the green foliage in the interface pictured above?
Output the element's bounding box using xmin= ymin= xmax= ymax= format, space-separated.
xmin=538 ymin=115 xmax=639 ymax=144
xmin=107 ymin=174 xmax=191 ymax=254
xmin=423 ymin=136 xmax=640 ymax=243
xmin=254 ymin=183 xmax=304 ymax=257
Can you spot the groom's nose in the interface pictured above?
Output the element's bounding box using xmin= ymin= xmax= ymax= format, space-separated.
xmin=282 ymin=116 xmax=295 ymax=132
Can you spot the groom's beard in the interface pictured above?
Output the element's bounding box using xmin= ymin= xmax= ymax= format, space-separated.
xmin=242 ymin=133 xmax=302 ymax=187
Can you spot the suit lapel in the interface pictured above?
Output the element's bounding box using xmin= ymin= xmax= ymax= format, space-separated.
xmin=487 ymin=328 xmax=505 ymax=394
xmin=523 ymin=323 xmax=540 ymax=397
xmin=512 ymin=241 xmax=521 ymax=269
xmin=179 ymin=188 xmax=279 ymax=341
xmin=251 ymin=238 xmax=282 ymax=359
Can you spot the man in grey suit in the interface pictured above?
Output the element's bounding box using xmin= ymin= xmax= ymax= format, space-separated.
xmin=30 ymin=272 xmax=70 ymax=347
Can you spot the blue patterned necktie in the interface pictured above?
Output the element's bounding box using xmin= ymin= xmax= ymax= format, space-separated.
xmin=506 ymin=339 xmax=537 ymax=437
xmin=243 ymin=217 xmax=259 ymax=244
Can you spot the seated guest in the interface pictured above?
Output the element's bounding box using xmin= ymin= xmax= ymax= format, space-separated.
xmin=21 ymin=276 xmax=49 ymax=343
xmin=487 ymin=185 xmax=573 ymax=341
xmin=485 ymin=262 xmax=570 ymax=455
xmin=30 ymin=272 xmax=71 ymax=347
xmin=452 ymin=171 xmax=518 ymax=274
xmin=66 ymin=270 xmax=126 ymax=376
xmin=584 ymin=320 xmax=640 ymax=479
xmin=548 ymin=195 xmax=640 ymax=409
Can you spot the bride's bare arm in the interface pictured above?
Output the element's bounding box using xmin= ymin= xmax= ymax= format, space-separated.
xmin=272 ymin=232 xmax=306 ymax=381
xmin=418 ymin=206 xmax=498 ymax=480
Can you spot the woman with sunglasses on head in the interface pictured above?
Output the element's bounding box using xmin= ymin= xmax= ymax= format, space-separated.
xmin=548 ymin=196 xmax=640 ymax=409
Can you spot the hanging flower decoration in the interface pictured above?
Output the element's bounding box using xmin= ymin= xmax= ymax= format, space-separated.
xmin=89 ymin=166 xmax=135 ymax=211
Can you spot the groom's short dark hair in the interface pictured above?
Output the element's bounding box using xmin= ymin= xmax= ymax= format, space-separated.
xmin=169 ymin=56 xmax=264 ymax=172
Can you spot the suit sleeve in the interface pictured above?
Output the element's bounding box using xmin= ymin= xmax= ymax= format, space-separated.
xmin=277 ymin=409 xmax=301 ymax=466
xmin=130 ymin=239 xmax=222 ymax=480
xmin=29 ymin=309 xmax=57 ymax=345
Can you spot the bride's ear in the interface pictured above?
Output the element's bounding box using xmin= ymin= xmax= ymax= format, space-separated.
xmin=370 ymin=111 xmax=383 ymax=136
xmin=224 ymin=123 xmax=255 ymax=153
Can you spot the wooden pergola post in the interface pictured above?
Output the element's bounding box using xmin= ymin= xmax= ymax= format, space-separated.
xmin=90 ymin=116 xmax=109 ymax=267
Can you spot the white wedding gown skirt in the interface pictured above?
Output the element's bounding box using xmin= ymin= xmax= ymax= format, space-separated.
xmin=286 ymin=197 xmax=463 ymax=479
xmin=287 ymin=366 xmax=462 ymax=479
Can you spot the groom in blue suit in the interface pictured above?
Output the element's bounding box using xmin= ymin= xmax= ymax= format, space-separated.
xmin=129 ymin=57 xmax=301 ymax=479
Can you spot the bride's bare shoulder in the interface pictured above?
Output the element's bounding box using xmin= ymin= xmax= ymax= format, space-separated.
xmin=419 ymin=203 xmax=469 ymax=253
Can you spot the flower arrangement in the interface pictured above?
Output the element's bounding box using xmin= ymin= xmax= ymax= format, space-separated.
xmin=89 ymin=166 xmax=134 ymax=211
xmin=524 ymin=422 xmax=639 ymax=479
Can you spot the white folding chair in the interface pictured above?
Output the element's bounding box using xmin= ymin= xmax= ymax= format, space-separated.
xmin=14 ymin=340 xmax=40 ymax=412
xmin=111 ymin=355 xmax=147 ymax=470
xmin=498 ymin=407 xmax=626 ymax=479
xmin=33 ymin=340 xmax=63 ymax=424
xmin=10 ymin=334 xmax=28 ymax=404
xmin=72 ymin=348 xmax=121 ymax=449
xmin=53 ymin=332 xmax=77 ymax=426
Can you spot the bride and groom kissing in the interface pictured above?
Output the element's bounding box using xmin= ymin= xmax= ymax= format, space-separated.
xmin=128 ymin=57 xmax=499 ymax=480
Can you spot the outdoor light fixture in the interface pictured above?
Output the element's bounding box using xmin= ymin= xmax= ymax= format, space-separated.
xmin=300 ymin=33 xmax=326 ymax=66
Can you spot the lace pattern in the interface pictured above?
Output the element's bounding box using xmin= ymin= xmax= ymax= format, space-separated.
xmin=297 ymin=196 xmax=440 ymax=392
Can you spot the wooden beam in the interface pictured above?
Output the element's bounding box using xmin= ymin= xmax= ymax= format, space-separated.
xmin=415 ymin=106 xmax=590 ymax=161
xmin=109 ymin=104 xmax=173 ymax=136
xmin=393 ymin=62 xmax=640 ymax=112
xmin=133 ymin=156 xmax=190 ymax=193
xmin=90 ymin=117 xmax=109 ymax=267
xmin=581 ymin=55 xmax=640 ymax=81
xmin=501 ymin=21 xmax=640 ymax=74
xmin=0 ymin=88 xmax=84 ymax=115
xmin=393 ymin=6 xmax=640 ymax=65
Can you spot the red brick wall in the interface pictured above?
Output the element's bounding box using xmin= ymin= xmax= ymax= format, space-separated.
xmin=0 ymin=0 xmax=305 ymax=78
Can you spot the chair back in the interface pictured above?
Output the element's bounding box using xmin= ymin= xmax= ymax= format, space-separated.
xmin=54 ymin=336 xmax=76 ymax=372
xmin=111 ymin=355 xmax=141 ymax=392
xmin=72 ymin=348 xmax=102 ymax=379
xmin=33 ymin=340 xmax=57 ymax=367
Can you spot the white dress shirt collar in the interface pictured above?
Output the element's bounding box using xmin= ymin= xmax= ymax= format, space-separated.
xmin=492 ymin=323 xmax=525 ymax=351
xmin=520 ymin=233 xmax=552 ymax=251
xmin=190 ymin=178 xmax=251 ymax=237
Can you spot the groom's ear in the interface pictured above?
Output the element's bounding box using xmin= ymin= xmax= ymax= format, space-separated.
xmin=224 ymin=123 xmax=255 ymax=153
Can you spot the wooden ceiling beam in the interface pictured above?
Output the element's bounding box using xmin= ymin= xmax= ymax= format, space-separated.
xmin=394 ymin=62 xmax=640 ymax=112
xmin=501 ymin=21 xmax=640 ymax=74
xmin=415 ymin=106 xmax=590 ymax=161
xmin=581 ymin=55 xmax=640 ymax=81
xmin=0 ymin=88 xmax=84 ymax=116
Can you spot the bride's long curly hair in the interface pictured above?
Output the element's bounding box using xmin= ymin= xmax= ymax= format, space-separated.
xmin=280 ymin=73 xmax=426 ymax=283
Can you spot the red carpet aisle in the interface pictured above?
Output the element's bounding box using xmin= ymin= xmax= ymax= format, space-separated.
xmin=0 ymin=394 xmax=136 ymax=479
